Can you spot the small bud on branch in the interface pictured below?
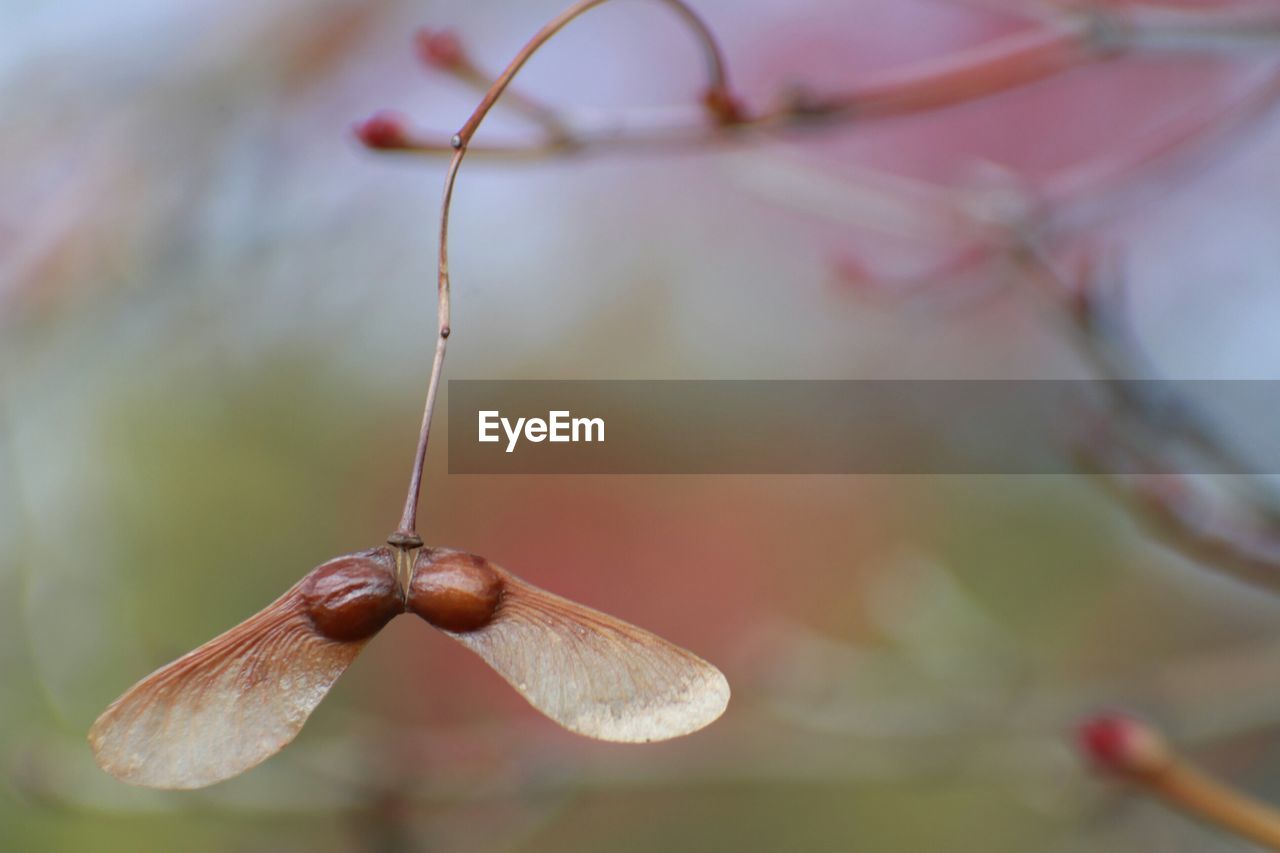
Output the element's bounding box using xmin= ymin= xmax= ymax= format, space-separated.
xmin=1078 ymin=712 xmax=1280 ymax=849
xmin=359 ymin=5 xmax=1280 ymax=160
xmin=414 ymin=27 xmax=466 ymax=71
xmin=1079 ymin=712 xmax=1171 ymax=777
xmin=354 ymin=110 xmax=411 ymax=150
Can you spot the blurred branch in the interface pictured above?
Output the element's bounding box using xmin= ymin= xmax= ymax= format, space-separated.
xmin=357 ymin=4 xmax=1280 ymax=161
xmin=1081 ymin=447 xmax=1280 ymax=593
xmin=1011 ymin=242 xmax=1280 ymax=592
xmin=360 ymin=20 xmax=1098 ymax=157
xmin=722 ymin=62 xmax=1280 ymax=590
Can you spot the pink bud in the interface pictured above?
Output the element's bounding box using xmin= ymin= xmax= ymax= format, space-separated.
xmin=1078 ymin=713 xmax=1170 ymax=776
xmin=414 ymin=28 xmax=466 ymax=70
xmin=354 ymin=111 xmax=410 ymax=150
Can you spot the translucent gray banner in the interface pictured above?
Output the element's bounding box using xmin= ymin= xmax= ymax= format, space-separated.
xmin=445 ymin=380 xmax=1277 ymax=474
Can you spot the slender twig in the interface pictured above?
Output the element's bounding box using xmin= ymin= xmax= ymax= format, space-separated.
xmin=360 ymin=5 xmax=1280 ymax=162
xmin=364 ymin=20 xmax=1097 ymax=158
xmin=819 ymin=22 xmax=1100 ymax=118
xmin=1080 ymin=713 xmax=1280 ymax=850
xmin=388 ymin=0 xmax=731 ymax=545
xmin=414 ymin=28 xmax=575 ymax=142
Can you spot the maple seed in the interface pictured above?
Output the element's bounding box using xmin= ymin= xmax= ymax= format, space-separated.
xmin=90 ymin=546 xmax=731 ymax=788
xmin=302 ymin=550 xmax=402 ymax=641
xmin=409 ymin=548 xmax=504 ymax=632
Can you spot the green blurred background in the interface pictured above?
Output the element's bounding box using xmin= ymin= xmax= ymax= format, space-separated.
xmin=6 ymin=0 xmax=1280 ymax=849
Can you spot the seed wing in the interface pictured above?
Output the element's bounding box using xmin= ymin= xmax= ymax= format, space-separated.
xmin=444 ymin=570 xmax=729 ymax=742
xmin=89 ymin=580 xmax=366 ymax=789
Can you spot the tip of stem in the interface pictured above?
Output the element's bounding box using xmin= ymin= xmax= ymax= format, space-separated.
xmin=414 ymin=28 xmax=466 ymax=70
xmin=1078 ymin=712 xmax=1171 ymax=777
xmin=355 ymin=111 xmax=411 ymax=150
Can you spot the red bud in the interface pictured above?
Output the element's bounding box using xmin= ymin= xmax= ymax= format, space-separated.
xmin=414 ymin=28 xmax=466 ymax=70
xmin=354 ymin=111 xmax=410 ymax=150
xmin=1078 ymin=712 xmax=1170 ymax=776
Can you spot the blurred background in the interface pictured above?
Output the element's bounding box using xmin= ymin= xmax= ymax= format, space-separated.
xmin=5 ymin=0 xmax=1280 ymax=849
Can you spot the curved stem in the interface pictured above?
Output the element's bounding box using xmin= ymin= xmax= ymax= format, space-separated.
xmin=454 ymin=0 xmax=727 ymax=148
xmin=389 ymin=0 xmax=730 ymax=545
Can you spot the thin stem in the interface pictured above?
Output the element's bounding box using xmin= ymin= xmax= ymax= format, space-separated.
xmin=389 ymin=0 xmax=731 ymax=544
xmin=1153 ymin=765 xmax=1280 ymax=850
xmin=1081 ymin=714 xmax=1280 ymax=850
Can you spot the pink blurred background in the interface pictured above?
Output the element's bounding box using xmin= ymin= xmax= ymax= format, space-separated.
xmin=5 ymin=0 xmax=1280 ymax=850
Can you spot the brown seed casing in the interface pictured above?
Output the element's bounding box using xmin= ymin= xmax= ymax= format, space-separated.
xmin=302 ymin=549 xmax=402 ymax=641
xmin=409 ymin=548 xmax=504 ymax=632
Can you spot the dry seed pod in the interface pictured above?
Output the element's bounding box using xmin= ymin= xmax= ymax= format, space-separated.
xmin=90 ymin=545 xmax=729 ymax=788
